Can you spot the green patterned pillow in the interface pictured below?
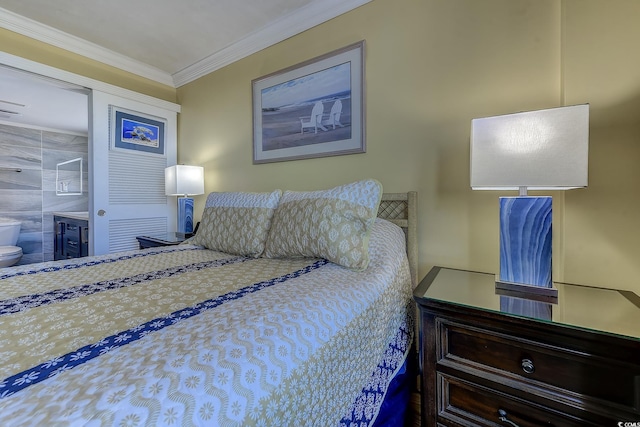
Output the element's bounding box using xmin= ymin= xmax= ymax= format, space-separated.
xmin=263 ymin=179 xmax=383 ymax=270
xmin=190 ymin=190 xmax=282 ymax=257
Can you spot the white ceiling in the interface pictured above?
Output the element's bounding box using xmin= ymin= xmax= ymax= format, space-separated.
xmin=0 ymin=0 xmax=370 ymax=86
xmin=1 ymin=0 xmax=317 ymax=78
xmin=0 ymin=65 xmax=89 ymax=134
xmin=0 ymin=0 xmax=370 ymax=133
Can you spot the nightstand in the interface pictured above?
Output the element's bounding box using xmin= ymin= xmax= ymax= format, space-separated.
xmin=414 ymin=266 xmax=640 ymax=427
xmin=136 ymin=233 xmax=190 ymax=249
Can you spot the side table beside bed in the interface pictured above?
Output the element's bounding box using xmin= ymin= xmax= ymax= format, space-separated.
xmin=414 ymin=266 xmax=640 ymax=427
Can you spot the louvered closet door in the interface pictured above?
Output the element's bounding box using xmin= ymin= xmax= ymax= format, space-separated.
xmin=89 ymin=90 xmax=178 ymax=255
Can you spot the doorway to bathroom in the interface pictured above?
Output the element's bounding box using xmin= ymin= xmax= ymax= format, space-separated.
xmin=0 ymin=55 xmax=180 ymax=264
xmin=0 ymin=65 xmax=89 ymax=264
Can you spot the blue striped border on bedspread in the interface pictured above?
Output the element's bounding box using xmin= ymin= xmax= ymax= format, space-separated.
xmin=0 ymin=250 xmax=247 ymax=316
xmin=0 ymin=254 xmax=329 ymax=399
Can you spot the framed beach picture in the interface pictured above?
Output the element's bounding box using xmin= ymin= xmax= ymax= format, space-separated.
xmin=110 ymin=106 xmax=166 ymax=156
xmin=252 ymin=41 xmax=365 ymax=164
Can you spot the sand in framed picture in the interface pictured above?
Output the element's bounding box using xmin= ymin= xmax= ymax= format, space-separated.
xmin=252 ymin=41 xmax=365 ymax=164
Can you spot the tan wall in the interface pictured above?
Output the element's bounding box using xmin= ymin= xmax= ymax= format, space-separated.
xmin=0 ymin=28 xmax=176 ymax=102
xmin=8 ymin=0 xmax=635 ymax=292
xmin=561 ymin=0 xmax=640 ymax=289
xmin=178 ymin=0 xmax=640 ymax=292
xmin=177 ymin=0 xmax=573 ymax=286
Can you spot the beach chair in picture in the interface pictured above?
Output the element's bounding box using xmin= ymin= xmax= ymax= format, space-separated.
xmin=300 ymin=101 xmax=327 ymax=134
xmin=324 ymin=99 xmax=344 ymax=130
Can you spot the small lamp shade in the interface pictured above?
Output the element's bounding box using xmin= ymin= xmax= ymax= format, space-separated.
xmin=471 ymin=104 xmax=589 ymax=191
xmin=470 ymin=104 xmax=589 ymax=290
xmin=165 ymin=165 xmax=204 ymax=196
xmin=165 ymin=165 xmax=204 ymax=236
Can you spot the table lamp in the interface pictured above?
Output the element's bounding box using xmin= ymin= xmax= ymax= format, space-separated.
xmin=165 ymin=165 xmax=204 ymax=237
xmin=470 ymin=104 xmax=589 ymax=291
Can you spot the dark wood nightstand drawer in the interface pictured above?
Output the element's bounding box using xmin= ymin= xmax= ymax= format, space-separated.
xmin=437 ymin=318 xmax=639 ymax=413
xmin=415 ymin=267 xmax=640 ymax=426
xmin=437 ymin=373 xmax=602 ymax=427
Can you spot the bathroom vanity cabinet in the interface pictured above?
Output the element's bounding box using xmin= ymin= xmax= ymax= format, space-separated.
xmin=54 ymin=213 xmax=89 ymax=260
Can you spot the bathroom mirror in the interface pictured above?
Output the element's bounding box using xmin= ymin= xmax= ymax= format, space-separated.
xmin=56 ymin=158 xmax=83 ymax=196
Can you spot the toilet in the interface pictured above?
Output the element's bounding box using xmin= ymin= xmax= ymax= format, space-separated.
xmin=0 ymin=218 xmax=23 ymax=267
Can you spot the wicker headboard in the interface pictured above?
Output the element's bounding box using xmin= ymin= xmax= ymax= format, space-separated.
xmin=377 ymin=192 xmax=418 ymax=287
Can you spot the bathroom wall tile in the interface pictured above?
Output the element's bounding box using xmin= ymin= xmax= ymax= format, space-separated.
xmin=42 ymin=169 xmax=89 ymax=193
xmin=42 ymin=150 xmax=88 ymax=173
xmin=42 ymin=170 xmax=56 ymax=192
xmin=0 ymin=124 xmax=42 ymax=148
xmin=43 ymin=213 xmax=54 ymax=236
xmin=42 ymin=131 xmax=88 ymax=153
xmin=0 ymin=212 xmax=43 ymax=233
xmin=0 ymin=169 xmax=42 ymax=190
xmin=0 ymin=143 xmax=42 ymax=171
xmin=0 ymin=212 xmax=21 ymax=224
xmin=19 ymin=252 xmax=43 ymax=265
xmin=17 ymin=230 xmax=42 ymax=256
xmin=0 ymin=190 xmax=42 ymax=212
xmin=43 ymin=190 xmax=88 ymax=212
xmin=43 ymin=231 xmax=54 ymax=261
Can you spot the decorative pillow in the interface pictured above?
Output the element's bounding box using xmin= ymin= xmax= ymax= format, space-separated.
xmin=263 ymin=179 xmax=383 ymax=270
xmin=189 ymin=190 xmax=282 ymax=257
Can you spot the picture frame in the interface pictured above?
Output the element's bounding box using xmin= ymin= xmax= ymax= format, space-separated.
xmin=110 ymin=106 xmax=166 ymax=156
xmin=252 ymin=41 xmax=365 ymax=164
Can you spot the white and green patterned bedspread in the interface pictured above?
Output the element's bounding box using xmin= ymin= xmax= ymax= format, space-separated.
xmin=0 ymin=219 xmax=412 ymax=426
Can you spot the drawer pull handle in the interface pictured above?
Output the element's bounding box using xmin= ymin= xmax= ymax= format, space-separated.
xmin=498 ymin=409 xmax=521 ymax=427
xmin=521 ymin=358 xmax=535 ymax=374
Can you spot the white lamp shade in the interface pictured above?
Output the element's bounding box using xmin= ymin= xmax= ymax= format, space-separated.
xmin=165 ymin=165 xmax=204 ymax=196
xmin=470 ymin=104 xmax=589 ymax=191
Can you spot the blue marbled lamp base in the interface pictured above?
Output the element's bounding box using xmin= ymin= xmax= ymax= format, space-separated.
xmin=177 ymin=197 xmax=194 ymax=234
xmin=499 ymin=196 xmax=552 ymax=287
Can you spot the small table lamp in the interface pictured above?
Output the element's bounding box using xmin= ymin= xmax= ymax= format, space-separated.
xmin=471 ymin=104 xmax=589 ymax=290
xmin=165 ymin=165 xmax=204 ymax=237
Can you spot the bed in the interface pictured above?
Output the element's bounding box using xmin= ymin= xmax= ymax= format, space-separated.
xmin=0 ymin=180 xmax=417 ymax=427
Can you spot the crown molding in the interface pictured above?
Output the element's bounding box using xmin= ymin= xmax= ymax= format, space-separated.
xmin=172 ymin=0 xmax=372 ymax=87
xmin=1 ymin=0 xmax=371 ymax=89
xmin=0 ymin=7 xmax=175 ymax=87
